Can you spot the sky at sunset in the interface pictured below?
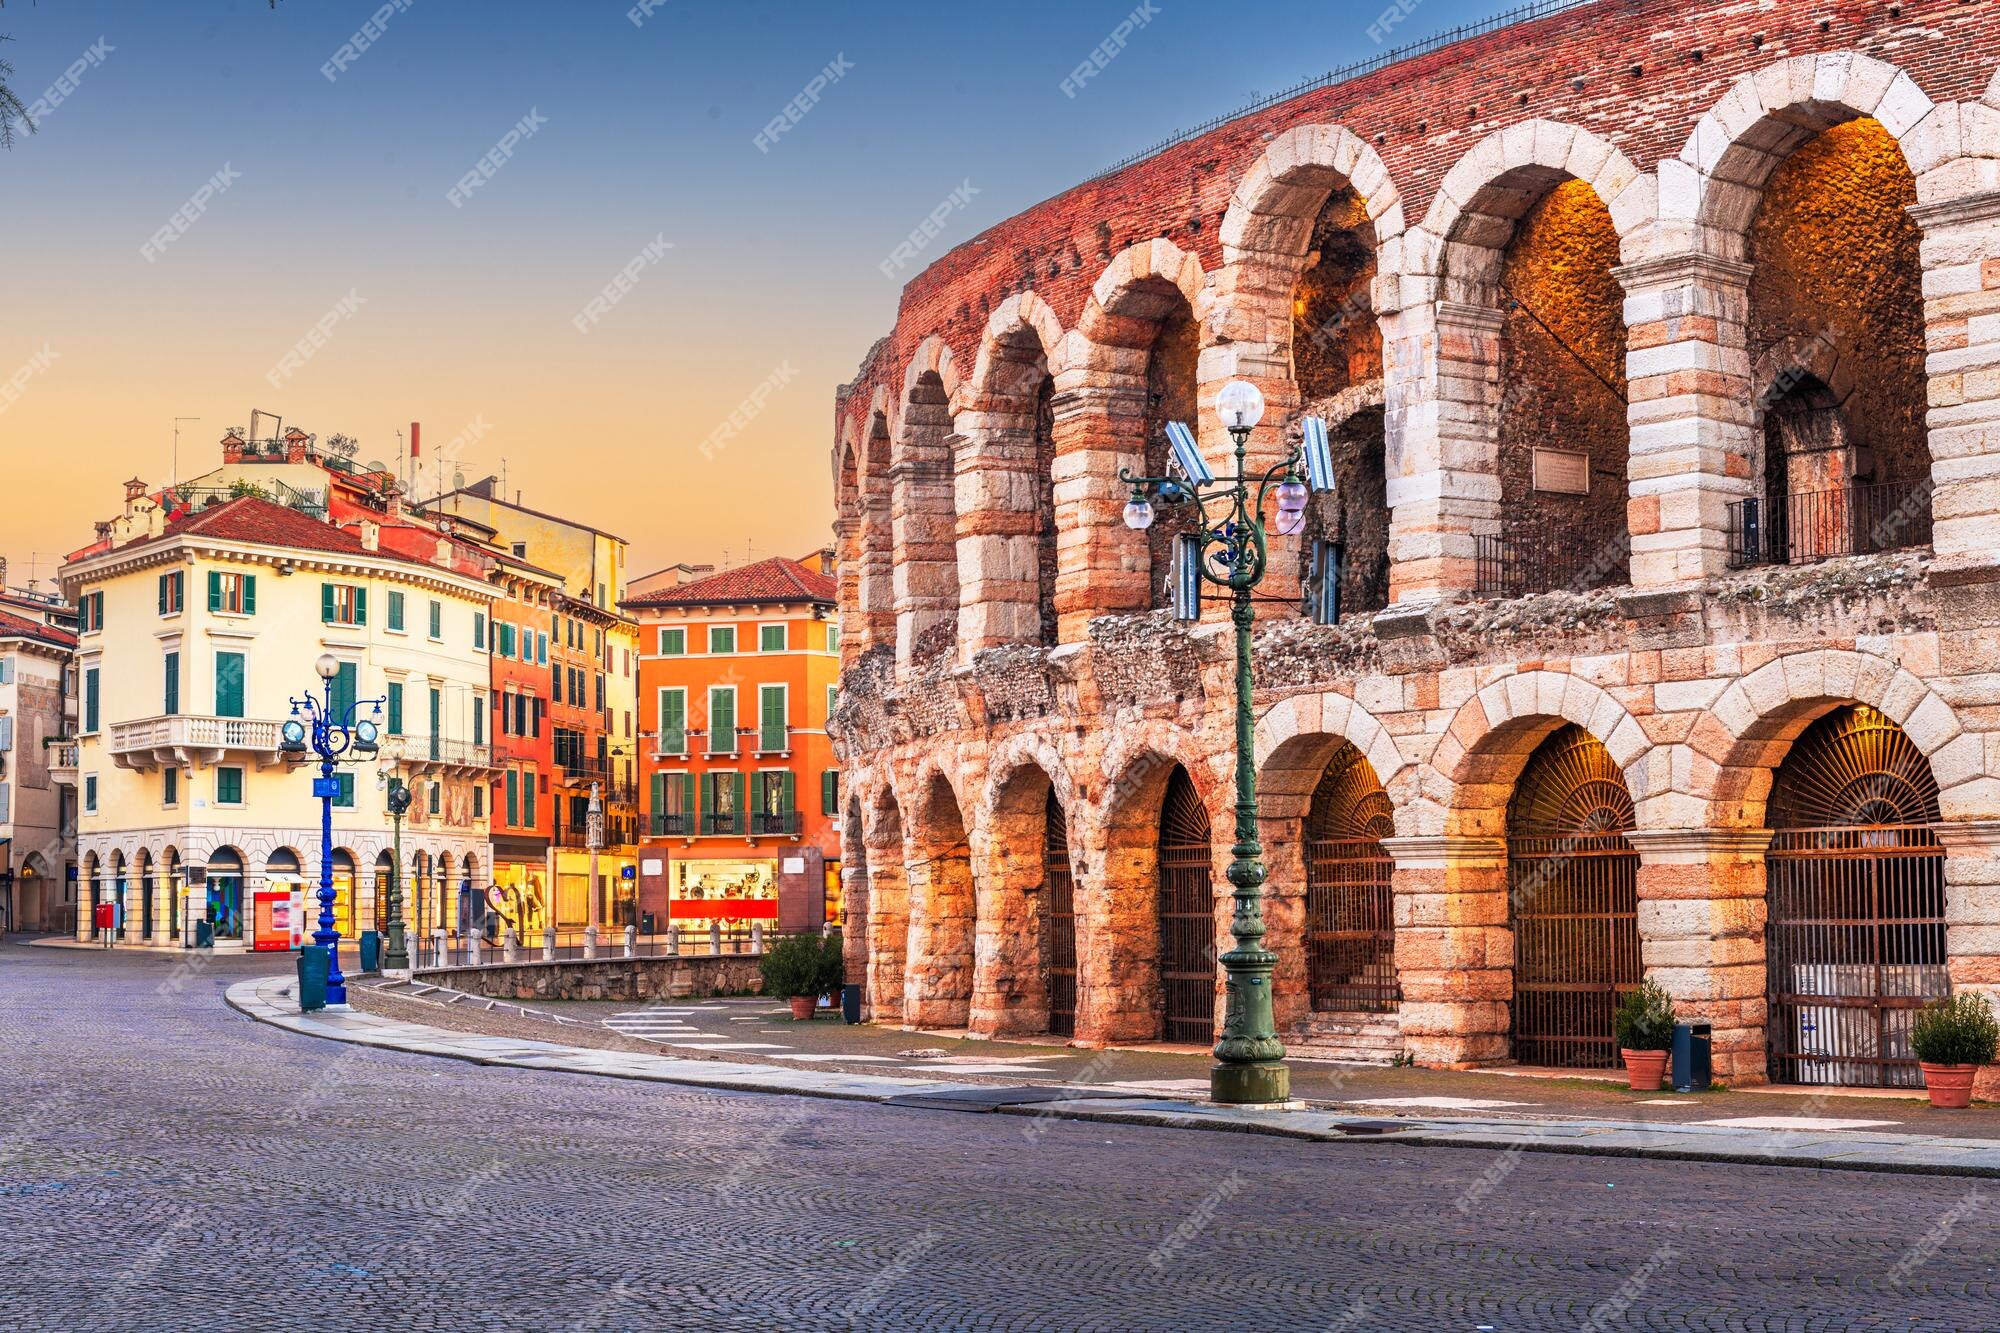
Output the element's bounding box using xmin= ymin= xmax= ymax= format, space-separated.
xmin=0 ymin=0 xmax=1500 ymax=589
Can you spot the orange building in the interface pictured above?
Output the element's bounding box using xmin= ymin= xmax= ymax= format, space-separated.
xmin=624 ymin=553 xmax=839 ymax=939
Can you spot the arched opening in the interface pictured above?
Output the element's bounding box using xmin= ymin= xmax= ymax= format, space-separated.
xmin=373 ymin=850 xmax=396 ymax=934
xmin=80 ymin=852 xmax=100 ymax=940
xmin=1737 ymin=118 xmax=1930 ymax=567
xmin=1506 ymin=724 xmax=1640 ymax=1068
xmin=161 ymin=848 xmax=181 ymax=941
xmin=1033 ymin=376 xmax=1058 ymax=644
xmin=1158 ymin=764 xmax=1215 ymax=1044
xmin=978 ymin=760 xmax=1070 ymax=1037
xmin=1042 ymin=790 xmax=1079 ymax=1038
xmin=132 ymin=849 xmax=153 ymax=942
xmin=858 ymin=412 xmax=895 ymax=649
xmin=1142 ymin=301 xmax=1200 ymax=611
xmin=110 ymin=851 xmax=129 ymax=940
xmin=437 ymin=853 xmax=456 ymax=937
xmin=1293 ymin=186 xmax=1390 ymax=617
xmin=892 ymin=370 xmax=961 ymax=668
xmin=207 ymin=847 xmax=245 ymax=942
xmin=412 ymin=850 xmax=432 ymax=946
xmin=864 ymin=791 xmax=908 ymax=1023
xmin=1765 ymin=704 xmax=1944 ymax=1089
xmin=841 ymin=798 xmax=870 ymax=1012
xmin=1304 ymin=743 xmax=1397 ymax=1013
xmin=905 ymin=774 xmax=974 ymax=1028
xmin=1487 ymin=179 xmax=1631 ymax=596
xmin=331 ymin=850 xmax=357 ymax=938
xmin=267 ymin=848 xmax=304 ymax=941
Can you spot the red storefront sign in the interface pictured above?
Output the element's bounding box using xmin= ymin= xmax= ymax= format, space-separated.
xmin=668 ymin=898 xmax=778 ymax=921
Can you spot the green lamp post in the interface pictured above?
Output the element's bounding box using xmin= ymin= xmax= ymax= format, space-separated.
xmin=1120 ymin=378 xmax=1335 ymax=1106
xmin=383 ymin=777 xmax=413 ymax=971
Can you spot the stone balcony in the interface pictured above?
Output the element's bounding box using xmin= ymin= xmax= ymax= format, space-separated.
xmin=109 ymin=715 xmax=288 ymax=771
xmin=47 ymin=742 xmax=78 ymax=786
xmin=387 ymin=736 xmax=497 ymax=777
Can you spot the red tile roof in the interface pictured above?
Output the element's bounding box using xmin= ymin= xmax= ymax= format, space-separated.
xmin=0 ymin=609 xmax=76 ymax=649
xmin=623 ymin=556 xmax=835 ymax=608
xmin=158 ymin=495 xmax=377 ymax=555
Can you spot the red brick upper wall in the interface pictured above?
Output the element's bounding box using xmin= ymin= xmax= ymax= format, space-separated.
xmin=841 ymin=0 xmax=2000 ymax=427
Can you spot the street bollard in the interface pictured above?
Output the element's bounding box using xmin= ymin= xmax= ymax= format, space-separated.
xmin=503 ymin=929 xmax=519 ymax=963
xmin=431 ymin=928 xmax=446 ymax=968
xmin=543 ymin=926 xmax=556 ymax=962
xmin=667 ymin=926 xmax=680 ymax=956
xmin=751 ymin=923 xmax=764 ymax=954
xmin=469 ymin=932 xmax=482 ymax=967
xmin=583 ymin=924 xmax=599 ymax=960
xmin=709 ymin=920 xmax=722 ymax=956
xmin=623 ymin=924 xmax=637 ymax=959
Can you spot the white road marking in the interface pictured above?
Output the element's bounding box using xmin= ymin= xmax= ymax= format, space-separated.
xmin=1342 ymin=1096 xmax=1535 ymax=1110
xmin=1694 ymin=1116 xmax=1899 ymax=1131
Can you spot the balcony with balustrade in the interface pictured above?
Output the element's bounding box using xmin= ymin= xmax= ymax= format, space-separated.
xmin=387 ymin=735 xmax=497 ymax=778
xmin=108 ymin=715 xmax=285 ymax=771
xmin=47 ymin=741 xmax=79 ymax=787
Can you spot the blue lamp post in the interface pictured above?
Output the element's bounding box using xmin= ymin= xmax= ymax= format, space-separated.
xmin=281 ymin=652 xmax=383 ymax=1007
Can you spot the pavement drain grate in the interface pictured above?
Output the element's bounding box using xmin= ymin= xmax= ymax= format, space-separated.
xmin=1330 ymin=1120 xmax=1413 ymax=1137
xmin=882 ymin=1086 xmax=1156 ymax=1114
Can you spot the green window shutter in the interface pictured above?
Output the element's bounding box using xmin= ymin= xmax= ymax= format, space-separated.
xmin=430 ymin=601 xmax=442 ymax=638
xmin=729 ymin=772 xmax=745 ymax=834
xmin=472 ymin=700 xmax=484 ymax=746
xmin=207 ymin=571 xmax=222 ymax=612
xmin=506 ymin=770 xmax=519 ymax=825
xmin=778 ymin=771 xmax=795 ymax=815
xmin=759 ymin=686 xmax=786 ymax=751
xmin=709 ymin=690 xmax=735 ymax=753
xmin=242 ymin=575 xmax=257 ymax=614
xmin=524 ymin=770 xmax=536 ymax=827
xmin=333 ymin=773 xmax=355 ymax=808
xmin=659 ymin=690 xmax=685 ymax=753
xmin=474 ymin=612 xmax=486 ymax=650
xmin=749 ymin=771 xmax=767 ymax=817
xmin=387 ymin=591 xmax=404 ymax=631
xmin=217 ymin=767 xmax=243 ymax=804
xmin=695 ymin=771 xmax=707 ymax=832
xmin=85 ymin=669 xmax=100 ymax=733
xmin=353 ymin=587 xmax=367 ymax=626
xmin=822 ymin=769 xmax=839 ymax=815
xmin=158 ymin=575 xmax=168 ymax=615
xmin=164 ymin=652 xmax=180 ymax=714
xmin=387 ymin=682 xmax=404 ymax=735
xmin=678 ymin=773 xmax=695 ymax=829
xmin=473 ymin=784 xmax=485 ymax=819
xmin=215 ymin=652 xmax=245 ymax=719
xmin=332 ymin=662 xmax=358 ymax=717
xmin=760 ymin=624 xmax=786 ymax=652
xmin=650 ymin=773 xmax=666 ymax=833
xmin=321 ymin=583 xmax=336 ymax=623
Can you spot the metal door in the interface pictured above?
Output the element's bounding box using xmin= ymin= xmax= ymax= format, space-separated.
xmin=1041 ymin=792 xmax=1078 ymax=1038
xmin=1507 ymin=725 xmax=1640 ymax=1068
xmin=1305 ymin=743 xmax=1398 ymax=1012
xmin=1158 ymin=767 xmax=1215 ymax=1044
xmin=1766 ymin=706 xmax=1945 ymax=1088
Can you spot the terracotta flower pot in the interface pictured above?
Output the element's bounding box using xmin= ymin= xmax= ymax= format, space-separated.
xmin=1920 ymin=1062 xmax=1978 ymax=1109
xmin=789 ymin=995 xmax=816 ymax=1022
xmin=1621 ymin=1048 xmax=1669 ymax=1092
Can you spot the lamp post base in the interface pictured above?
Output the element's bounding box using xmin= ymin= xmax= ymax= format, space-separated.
xmin=1210 ymin=1061 xmax=1291 ymax=1106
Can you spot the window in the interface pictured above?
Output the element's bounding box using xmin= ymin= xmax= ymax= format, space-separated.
xmin=215 ymin=652 xmax=245 ymax=719
xmin=522 ymin=770 xmax=536 ymax=827
xmin=472 ymin=695 xmax=485 ymax=747
xmin=595 ymin=672 xmax=605 ymax=712
xmin=158 ymin=572 xmax=184 ymax=616
xmin=0 ymin=660 xmax=10 ymax=686
xmin=386 ymin=682 xmax=405 ymax=735
xmin=659 ymin=627 xmax=685 ymax=655
xmin=552 ymin=668 xmax=562 ymax=705
xmin=651 ymin=771 xmax=694 ymax=836
xmin=498 ymin=623 xmax=516 ymax=659
xmin=163 ymin=652 xmax=180 ymax=715
xmin=429 ymin=782 xmax=441 ymax=816
xmin=827 ymin=624 xmax=841 ymax=654
xmin=207 ymin=571 xmax=256 ymax=615
xmin=707 ymin=686 xmax=736 ymax=754
xmin=332 ymin=772 xmax=356 ymax=809
xmin=164 ymin=768 xmax=179 ymax=807
xmin=750 ymin=770 xmax=795 ymax=834
xmin=429 ymin=600 xmax=444 ymax=639
xmin=657 ymin=688 xmax=687 ymax=754
xmin=708 ymin=625 xmax=736 ymax=655
xmin=473 ymin=784 xmax=485 ymax=819
xmin=827 ymin=684 xmax=838 ymax=718
xmin=321 ymin=582 xmax=367 ymax=626
xmin=216 ymin=766 xmax=244 ymax=805
xmin=387 ymin=591 xmax=406 ymax=632
xmin=84 ymin=775 xmax=98 ymax=814
xmin=329 ymin=662 xmax=358 ymax=718
xmin=536 ymin=631 xmax=548 ymax=665
xmin=758 ymin=684 xmax=788 ymax=752
xmin=505 ymin=770 xmax=520 ymax=825
xmin=78 ymin=592 xmax=105 ymax=634
xmin=760 ymin=624 xmax=786 ymax=653
xmin=822 ymin=769 xmax=840 ymax=815
xmin=83 ymin=668 xmax=100 ymax=733
xmin=702 ymin=771 xmax=743 ymax=835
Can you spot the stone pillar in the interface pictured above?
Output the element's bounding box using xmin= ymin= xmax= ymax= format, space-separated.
xmin=1612 ymin=253 xmax=1755 ymax=589
xmin=1936 ymin=820 xmax=2000 ymax=1099
xmin=1383 ymin=302 xmax=1501 ymax=603
xmin=1256 ymin=806 xmax=1310 ymax=1040
xmin=838 ymin=858 xmax=870 ymax=1016
xmin=952 ymin=410 xmax=1042 ymax=657
xmin=1048 ymin=376 xmax=1150 ymax=641
xmin=1074 ymin=822 xmax=1160 ymax=1047
xmin=855 ymin=495 xmax=896 ymax=651
xmin=1381 ymin=836 xmax=1510 ymax=1067
xmin=889 ymin=412 xmax=960 ymax=673
xmin=1625 ymin=829 xmax=1772 ymax=1085
xmin=1912 ymin=191 xmax=2000 ymax=582
xmin=967 ymin=820 xmax=1048 ymax=1039
xmin=901 ymin=840 xmax=974 ymax=1030
xmin=864 ymin=858 xmax=908 ymax=1023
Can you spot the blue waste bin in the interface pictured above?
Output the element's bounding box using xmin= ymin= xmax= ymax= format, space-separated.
xmin=841 ymin=983 xmax=863 ymax=1025
xmin=1672 ymin=1022 xmax=1713 ymax=1092
xmin=359 ymin=930 xmax=381 ymax=974
xmin=194 ymin=919 xmax=214 ymax=950
xmin=297 ymin=945 xmax=330 ymax=1013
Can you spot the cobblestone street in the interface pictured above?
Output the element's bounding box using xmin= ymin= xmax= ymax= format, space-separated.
xmin=1 ymin=943 xmax=1995 ymax=1331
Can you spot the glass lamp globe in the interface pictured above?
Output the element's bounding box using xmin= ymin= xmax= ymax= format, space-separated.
xmin=1123 ymin=498 xmax=1156 ymax=531
xmin=1275 ymin=480 xmax=1309 ymax=511
xmin=354 ymin=719 xmax=380 ymax=748
xmin=281 ymin=719 xmax=309 ymax=751
xmin=315 ymin=653 xmax=340 ymax=680
xmin=1215 ymin=380 xmax=1265 ymax=431
xmin=1274 ymin=507 xmax=1307 ymax=537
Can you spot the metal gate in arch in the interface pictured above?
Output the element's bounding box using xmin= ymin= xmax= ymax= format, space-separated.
xmin=1157 ymin=766 xmax=1216 ymax=1045
xmin=1041 ymin=791 xmax=1078 ymax=1039
xmin=1305 ymin=743 xmax=1398 ymax=1013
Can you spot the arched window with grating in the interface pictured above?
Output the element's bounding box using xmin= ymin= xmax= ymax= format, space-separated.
xmin=1304 ymin=743 xmax=1397 ymax=1013
xmin=1157 ymin=766 xmax=1214 ymax=1044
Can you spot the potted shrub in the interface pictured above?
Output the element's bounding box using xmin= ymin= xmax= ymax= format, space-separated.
xmin=759 ymin=931 xmax=844 ymax=1021
xmin=1911 ymin=992 xmax=1999 ymax=1109
xmin=1613 ymin=978 xmax=1676 ymax=1091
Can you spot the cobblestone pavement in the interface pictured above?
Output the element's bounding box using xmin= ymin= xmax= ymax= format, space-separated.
xmin=5 ymin=941 xmax=1999 ymax=1332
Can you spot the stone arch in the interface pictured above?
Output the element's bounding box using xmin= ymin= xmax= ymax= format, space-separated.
xmin=955 ymin=293 xmax=1068 ymax=654
xmin=973 ymin=734 xmax=1077 ymax=1037
xmin=1254 ymin=689 xmax=1413 ymax=832
xmin=1700 ymin=648 xmax=1981 ymax=826
xmin=904 ymin=764 xmax=975 ymax=1028
xmin=853 ymin=407 xmax=895 ymax=650
xmin=1220 ymin=122 xmax=1406 ymax=270
xmin=891 ymin=342 xmax=963 ymax=672
xmin=1671 ymin=53 xmax=1943 ymax=246
xmin=1053 ymin=240 xmax=1209 ymax=635
xmin=860 ymin=781 xmax=909 ymax=1022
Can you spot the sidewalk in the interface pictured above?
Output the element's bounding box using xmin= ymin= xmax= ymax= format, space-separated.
xmin=227 ymin=975 xmax=2000 ymax=1179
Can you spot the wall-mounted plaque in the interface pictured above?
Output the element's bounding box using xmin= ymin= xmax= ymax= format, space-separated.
xmin=1532 ymin=447 xmax=1591 ymax=495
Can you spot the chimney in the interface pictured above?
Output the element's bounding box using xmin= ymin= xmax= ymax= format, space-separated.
xmin=358 ymin=521 xmax=381 ymax=553
xmin=124 ymin=476 xmax=148 ymax=503
xmin=284 ymin=427 xmax=311 ymax=464
xmin=221 ymin=429 xmax=245 ymax=465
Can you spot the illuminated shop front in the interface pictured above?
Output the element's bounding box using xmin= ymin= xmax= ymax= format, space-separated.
xmin=669 ymin=857 xmax=778 ymax=945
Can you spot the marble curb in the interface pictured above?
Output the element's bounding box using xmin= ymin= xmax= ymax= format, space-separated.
xmin=225 ymin=977 xmax=2000 ymax=1179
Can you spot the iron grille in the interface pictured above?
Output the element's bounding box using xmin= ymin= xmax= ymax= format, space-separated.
xmin=1507 ymin=725 xmax=1640 ymax=1069
xmin=1765 ymin=706 xmax=1946 ymax=1089
xmin=1042 ymin=792 xmax=1078 ymax=1039
xmin=1474 ymin=528 xmax=1626 ymax=601
xmin=1158 ymin=766 xmax=1216 ymax=1045
xmin=1304 ymin=742 xmax=1398 ymax=1013
xmin=1726 ymin=478 xmax=1933 ymax=569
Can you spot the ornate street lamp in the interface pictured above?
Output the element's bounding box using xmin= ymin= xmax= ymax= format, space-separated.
xmin=383 ymin=775 xmax=413 ymax=972
xmin=282 ymin=653 xmax=384 ymax=1007
xmin=1119 ymin=380 xmax=1336 ymax=1106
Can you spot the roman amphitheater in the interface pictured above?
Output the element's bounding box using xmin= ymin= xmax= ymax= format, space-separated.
xmin=828 ymin=0 xmax=2000 ymax=1090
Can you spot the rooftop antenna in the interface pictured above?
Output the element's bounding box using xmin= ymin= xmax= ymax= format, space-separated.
xmin=172 ymin=417 xmax=200 ymax=487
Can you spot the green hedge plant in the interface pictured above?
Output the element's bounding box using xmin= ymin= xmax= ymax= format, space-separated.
xmin=759 ymin=931 xmax=844 ymax=1000
xmin=1911 ymin=993 xmax=2000 ymax=1067
xmin=1613 ymin=978 xmax=1677 ymax=1053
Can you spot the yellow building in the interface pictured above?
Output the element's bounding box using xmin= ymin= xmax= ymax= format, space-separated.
xmin=61 ymin=487 xmax=496 ymax=951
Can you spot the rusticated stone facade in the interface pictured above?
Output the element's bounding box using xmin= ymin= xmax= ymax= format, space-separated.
xmin=829 ymin=0 xmax=2000 ymax=1091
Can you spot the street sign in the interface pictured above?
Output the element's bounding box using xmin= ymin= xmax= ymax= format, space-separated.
xmin=312 ymin=776 xmax=342 ymax=799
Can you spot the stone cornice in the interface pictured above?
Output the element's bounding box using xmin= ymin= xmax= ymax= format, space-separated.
xmin=1908 ymin=190 xmax=2000 ymax=231
xmin=1932 ymin=819 xmax=2000 ymax=852
xmin=65 ymin=535 xmax=496 ymax=605
xmin=1380 ymin=834 xmax=1506 ymax=870
xmin=1623 ymin=828 xmax=1774 ymax=862
xmin=1610 ymin=252 xmax=1752 ymax=292
xmin=1433 ymin=301 xmax=1506 ymax=334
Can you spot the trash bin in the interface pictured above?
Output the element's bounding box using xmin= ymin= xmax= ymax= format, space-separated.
xmin=641 ymin=911 xmax=658 ymax=937
xmin=297 ymin=945 xmax=330 ymax=1013
xmin=841 ymin=983 xmax=863 ymax=1025
xmin=1672 ymin=1021 xmax=1712 ymax=1092
xmin=194 ymin=919 xmax=214 ymax=950
xmin=358 ymin=930 xmax=381 ymax=974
